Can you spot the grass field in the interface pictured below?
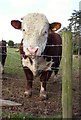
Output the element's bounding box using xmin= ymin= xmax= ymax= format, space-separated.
xmin=4 ymin=48 xmax=25 ymax=78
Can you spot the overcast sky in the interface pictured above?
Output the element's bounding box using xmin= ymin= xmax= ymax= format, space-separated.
xmin=0 ymin=0 xmax=80 ymax=43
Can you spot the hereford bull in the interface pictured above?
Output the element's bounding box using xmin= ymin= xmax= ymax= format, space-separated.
xmin=11 ymin=13 xmax=62 ymax=99
xmin=0 ymin=40 xmax=7 ymax=74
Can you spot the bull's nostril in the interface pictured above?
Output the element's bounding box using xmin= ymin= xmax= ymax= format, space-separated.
xmin=27 ymin=47 xmax=39 ymax=54
xmin=35 ymin=48 xmax=38 ymax=53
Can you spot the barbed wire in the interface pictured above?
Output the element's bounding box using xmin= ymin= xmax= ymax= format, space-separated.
xmin=1 ymin=72 xmax=62 ymax=86
xmin=1 ymin=45 xmax=79 ymax=99
xmin=0 ymin=44 xmax=80 ymax=48
xmin=0 ymin=44 xmax=79 ymax=74
xmin=0 ymin=50 xmax=78 ymax=73
xmin=3 ymin=65 xmax=62 ymax=72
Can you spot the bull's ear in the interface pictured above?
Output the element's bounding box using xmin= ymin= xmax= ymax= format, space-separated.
xmin=11 ymin=20 xmax=21 ymax=29
xmin=49 ymin=22 xmax=61 ymax=31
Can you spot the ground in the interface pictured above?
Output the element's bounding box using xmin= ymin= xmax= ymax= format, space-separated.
xmin=2 ymin=70 xmax=80 ymax=118
xmin=1 ymin=48 xmax=81 ymax=118
xmin=2 ymin=73 xmax=62 ymax=117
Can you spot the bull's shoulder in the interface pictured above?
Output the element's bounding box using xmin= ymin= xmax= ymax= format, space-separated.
xmin=48 ymin=32 xmax=62 ymax=45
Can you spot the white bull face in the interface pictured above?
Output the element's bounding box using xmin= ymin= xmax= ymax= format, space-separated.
xmin=22 ymin=13 xmax=49 ymax=56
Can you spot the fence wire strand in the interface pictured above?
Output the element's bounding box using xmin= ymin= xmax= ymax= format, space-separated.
xmin=0 ymin=45 xmax=62 ymax=84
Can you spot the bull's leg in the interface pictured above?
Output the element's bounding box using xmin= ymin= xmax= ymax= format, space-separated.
xmin=2 ymin=55 xmax=7 ymax=67
xmin=1 ymin=55 xmax=7 ymax=74
xmin=2 ymin=65 xmax=4 ymax=74
xmin=40 ymin=70 xmax=52 ymax=100
xmin=0 ymin=62 xmax=4 ymax=74
xmin=23 ymin=67 xmax=33 ymax=97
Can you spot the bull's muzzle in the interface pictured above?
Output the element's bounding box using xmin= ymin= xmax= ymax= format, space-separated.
xmin=27 ymin=46 xmax=39 ymax=56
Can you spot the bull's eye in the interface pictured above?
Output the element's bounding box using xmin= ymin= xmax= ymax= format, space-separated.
xmin=22 ymin=29 xmax=25 ymax=31
xmin=42 ymin=31 xmax=47 ymax=36
xmin=45 ymin=31 xmax=47 ymax=34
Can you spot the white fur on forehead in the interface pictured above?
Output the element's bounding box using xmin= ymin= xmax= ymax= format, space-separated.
xmin=22 ymin=13 xmax=49 ymax=30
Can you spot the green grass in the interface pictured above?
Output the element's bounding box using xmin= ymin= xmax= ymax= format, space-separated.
xmin=1 ymin=112 xmax=62 ymax=120
xmin=4 ymin=48 xmax=24 ymax=78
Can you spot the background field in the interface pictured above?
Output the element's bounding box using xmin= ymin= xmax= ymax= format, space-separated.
xmin=4 ymin=48 xmax=25 ymax=78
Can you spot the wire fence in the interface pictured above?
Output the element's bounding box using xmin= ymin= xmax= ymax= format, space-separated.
xmin=0 ymin=43 xmax=63 ymax=85
xmin=0 ymin=38 xmax=79 ymax=83
xmin=0 ymin=44 xmax=79 ymax=75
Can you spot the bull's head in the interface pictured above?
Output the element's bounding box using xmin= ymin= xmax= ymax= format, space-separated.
xmin=11 ymin=13 xmax=61 ymax=57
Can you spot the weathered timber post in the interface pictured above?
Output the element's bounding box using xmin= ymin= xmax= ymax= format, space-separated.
xmin=62 ymin=31 xmax=73 ymax=118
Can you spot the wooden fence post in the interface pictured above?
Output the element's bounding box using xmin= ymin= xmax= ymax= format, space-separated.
xmin=62 ymin=31 xmax=72 ymax=118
